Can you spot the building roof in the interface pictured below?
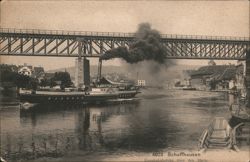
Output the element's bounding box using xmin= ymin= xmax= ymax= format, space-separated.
xmin=18 ymin=66 xmax=32 ymax=76
xmin=190 ymin=65 xmax=233 ymax=77
xmin=32 ymin=67 xmax=45 ymax=78
xmin=34 ymin=67 xmax=44 ymax=73
xmin=190 ymin=65 xmax=239 ymax=81
xmin=215 ymin=66 xmax=236 ymax=81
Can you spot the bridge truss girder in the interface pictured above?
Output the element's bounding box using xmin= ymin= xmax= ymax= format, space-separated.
xmin=0 ymin=32 xmax=249 ymax=60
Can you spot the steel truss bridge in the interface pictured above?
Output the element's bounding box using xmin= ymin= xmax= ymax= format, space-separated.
xmin=0 ymin=28 xmax=249 ymax=60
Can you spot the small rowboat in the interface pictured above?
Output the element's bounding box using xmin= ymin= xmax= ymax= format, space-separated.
xmin=198 ymin=117 xmax=232 ymax=151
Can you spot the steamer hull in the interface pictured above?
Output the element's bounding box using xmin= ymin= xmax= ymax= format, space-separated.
xmin=19 ymin=89 xmax=140 ymax=110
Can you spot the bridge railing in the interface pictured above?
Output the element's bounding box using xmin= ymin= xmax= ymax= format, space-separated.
xmin=0 ymin=28 xmax=136 ymax=38
xmin=162 ymin=34 xmax=250 ymax=41
xmin=0 ymin=28 xmax=249 ymax=41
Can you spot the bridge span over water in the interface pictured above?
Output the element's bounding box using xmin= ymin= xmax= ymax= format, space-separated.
xmin=0 ymin=28 xmax=249 ymax=60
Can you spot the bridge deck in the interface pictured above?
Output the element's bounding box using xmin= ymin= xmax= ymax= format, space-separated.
xmin=1 ymin=28 xmax=249 ymax=41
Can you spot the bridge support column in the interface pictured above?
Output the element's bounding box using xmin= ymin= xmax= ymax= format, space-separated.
xmin=83 ymin=57 xmax=90 ymax=88
xmin=97 ymin=59 xmax=102 ymax=82
xmin=246 ymin=49 xmax=250 ymax=108
xmin=74 ymin=57 xmax=90 ymax=89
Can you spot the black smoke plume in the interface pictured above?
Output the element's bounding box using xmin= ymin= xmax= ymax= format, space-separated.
xmin=100 ymin=23 xmax=168 ymax=64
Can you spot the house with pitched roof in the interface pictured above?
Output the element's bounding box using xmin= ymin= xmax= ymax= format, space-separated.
xmin=189 ymin=64 xmax=243 ymax=91
xmin=190 ymin=65 xmax=232 ymax=90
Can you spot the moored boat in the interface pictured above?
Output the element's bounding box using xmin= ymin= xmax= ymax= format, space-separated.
xmin=229 ymin=103 xmax=250 ymax=122
xmin=198 ymin=117 xmax=233 ymax=151
xmin=231 ymin=122 xmax=250 ymax=151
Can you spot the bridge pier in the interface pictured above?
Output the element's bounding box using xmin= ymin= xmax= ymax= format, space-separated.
xmin=97 ymin=59 xmax=102 ymax=82
xmin=74 ymin=40 xmax=90 ymax=89
xmin=74 ymin=57 xmax=90 ymax=88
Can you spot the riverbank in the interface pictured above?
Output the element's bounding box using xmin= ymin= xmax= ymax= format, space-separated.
xmin=26 ymin=149 xmax=249 ymax=162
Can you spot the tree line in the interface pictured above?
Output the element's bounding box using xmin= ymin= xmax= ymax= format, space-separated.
xmin=0 ymin=64 xmax=72 ymax=90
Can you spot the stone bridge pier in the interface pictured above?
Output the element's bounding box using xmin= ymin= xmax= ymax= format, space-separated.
xmin=74 ymin=57 xmax=90 ymax=88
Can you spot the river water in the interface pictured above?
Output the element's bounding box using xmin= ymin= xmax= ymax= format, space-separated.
xmin=0 ymin=89 xmax=234 ymax=161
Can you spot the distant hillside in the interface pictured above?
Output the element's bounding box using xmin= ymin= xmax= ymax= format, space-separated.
xmin=47 ymin=65 xmax=127 ymax=74
xmin=165 ymin=64 xmax=200 ymax=80
xmin=47 ymin=65 xmax=127 ymax=79
xmin=47 ymin=64 xmax=200 ymax=83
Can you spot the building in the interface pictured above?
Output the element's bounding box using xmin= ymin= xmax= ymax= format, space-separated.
xmin=137 ymin=80 xmax=146 ymax=87
xmin=18 ymin=66 xmax=33 ymax=76
xmin=33 ymin=67 xmax=45 ymax=78
xmin=189 ymin=65 xmax=238 ymax=91
xmin=189 ymin=75 xmax=207 ymax=90
xmin=18 ymin=64 xmax=45 ymax=78
xmin=213 ymin=66 xmax=237 ymax=90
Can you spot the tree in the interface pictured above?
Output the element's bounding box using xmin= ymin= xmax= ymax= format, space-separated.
xmin=30 ymin=78 xmax=38 ymax=90
xmin=39 ymin=78 xmax=50 ymax=87
xmin=0 ymin=64 xmax=40 ymax=89
xmin=14 ymin=74 xmax=31 ymax=88
xmin=0 ymin=64 xmax=18 ymax=83
xmin=51 ymin=72 xmax=72 ymax=89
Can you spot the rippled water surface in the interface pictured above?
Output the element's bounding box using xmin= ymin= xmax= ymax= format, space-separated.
xmin=0 ymin=89 xmax=232 ymax=160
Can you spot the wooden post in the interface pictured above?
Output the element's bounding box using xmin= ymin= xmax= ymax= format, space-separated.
xmin=246 ymin=48 xmax=250 ymax=108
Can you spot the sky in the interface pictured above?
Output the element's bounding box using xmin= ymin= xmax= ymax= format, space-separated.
xmin=0 ymin=0 xmax=249 ymax=70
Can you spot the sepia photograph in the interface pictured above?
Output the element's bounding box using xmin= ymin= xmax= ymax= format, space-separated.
xmin=0 ymin=0 xmax=249 ymax=162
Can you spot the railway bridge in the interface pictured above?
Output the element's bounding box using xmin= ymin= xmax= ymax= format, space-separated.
xmin=0 ymin=28 xmax=250 ymax=106
xmin=0 ymin=28 xmax=249 ymax=60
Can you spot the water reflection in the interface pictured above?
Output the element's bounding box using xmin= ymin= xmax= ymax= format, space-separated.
xmin=76 ymin=108 xmax=91 ymax=150
xmin=1 ymin=102 xmax=140 ymax=160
